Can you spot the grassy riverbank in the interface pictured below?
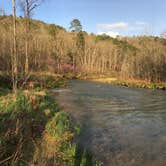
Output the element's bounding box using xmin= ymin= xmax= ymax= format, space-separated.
xmin=0 ymin=74 xmax=99 ymax=166
xmin=0 ymin=89 xmax=76 ymax=165
xmin=78 ymin=74 xmax=166 ymax=90
xmin=91 ymin=77 xmax=166 ymax=90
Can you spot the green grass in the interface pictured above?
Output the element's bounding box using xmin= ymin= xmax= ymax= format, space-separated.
xmin=111 ymin=80 xmax=166 ymax=90
xmin=0 ymin=73 xmax=101 ymax=165
xmin=0 ymin=89 xmax=99 ymax=165
xmin=0 ymin=88 xmax=11 ymax=96
xmin=0 ymin=90 xmax=75 ymax=165
xmin=46 ymin=111 xmax=73 ymax=138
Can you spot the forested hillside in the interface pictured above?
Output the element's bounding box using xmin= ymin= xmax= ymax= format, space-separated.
xmin=0 ymin=15 xmax=166 ymax=83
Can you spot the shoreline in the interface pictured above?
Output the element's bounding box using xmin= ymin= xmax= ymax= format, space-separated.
xmin=80 ymin=76 xmax=166 ymax=90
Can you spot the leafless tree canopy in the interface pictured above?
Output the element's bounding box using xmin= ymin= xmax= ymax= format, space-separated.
xmin=19 ymin=0 xmax=43 ymax=18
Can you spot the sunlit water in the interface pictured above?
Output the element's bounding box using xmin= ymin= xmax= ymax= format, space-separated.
xmin=57 ymin=80 xmax=166 ymax=166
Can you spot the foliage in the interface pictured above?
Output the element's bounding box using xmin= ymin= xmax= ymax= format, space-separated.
xmin=112 ymin=80 xmax=166 ymax=90
xmin=0 ymin=88 xmax=10 ymax=96
xmin=24 ymin=74 xmax=67 ymax=89
xmin=0 ymin=75 xmax=12 ymax=89
xmin=0 ymin=90 xmax=78 ymax=165
xmin=96 ymin=34 xmax=138 ymax=52
xmin=46 ymin=111 xmax=73 ymax=138
xmin=76 ymin=31 xmax=85 ymax=51
xmin=48 ymin=24 xmax=64 ymax=39
xmin=70 ymin=19 xmax=82 ymax=32
xmin=0 ymin=89 xmax=100 ymax=165
xmin=95 ymin=34 xmax=112 ymax=41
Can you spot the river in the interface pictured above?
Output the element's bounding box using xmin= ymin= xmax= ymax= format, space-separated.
xmin=55 ymin=80 xmax=166 ymax=166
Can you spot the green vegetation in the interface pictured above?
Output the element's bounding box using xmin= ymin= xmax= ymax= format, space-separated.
xmin=0 ymin=73 xmax=67 ymax=91
xmin=111 ymin=80 xmax=166 ymax=90
xmin=24 ymin=73 xmax=67 ymax=89
xmin=0 ymin=73 xmax=100 ymax=165
xmin=0 ymin=75 xmax=12 ymax=89
xmin=96 ymin=34 xmax=138 ymax=52
xmin=89 ymin=76 xmax=166 ymax=90
xmin=70 ymin=19 xmax=83 ymax=32
xmin=0 ymin=87 xmax=101 ymax=165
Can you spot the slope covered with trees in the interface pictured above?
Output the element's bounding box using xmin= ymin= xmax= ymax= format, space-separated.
xmin=0 ymin=16 xmax=166 ymax=85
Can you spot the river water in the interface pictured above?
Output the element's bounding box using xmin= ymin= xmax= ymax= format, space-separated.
xmin=55 ymin=80 xmax=166 ymax=166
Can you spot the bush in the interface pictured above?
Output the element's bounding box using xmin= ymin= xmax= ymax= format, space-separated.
xmin=46 ymin=111 xmax=73 ymax=138
xmin=0 ymin=75 xmax=12 ymax=89
xmin=24 ymin=74 xmax=67 ymax=89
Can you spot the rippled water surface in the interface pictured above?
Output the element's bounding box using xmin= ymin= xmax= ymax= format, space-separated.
xmin=59 ymin=80 xmax=166 ymax=165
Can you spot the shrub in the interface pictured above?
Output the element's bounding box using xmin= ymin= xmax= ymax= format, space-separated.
xmin=46 ymin=111 xmax=73 ymax=138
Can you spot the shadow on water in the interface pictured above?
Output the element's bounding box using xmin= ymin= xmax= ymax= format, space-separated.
xmin=72 ymin=103 xmax=99 ymax=166
xmin=53 ymin=88 xmax=103 ymax=165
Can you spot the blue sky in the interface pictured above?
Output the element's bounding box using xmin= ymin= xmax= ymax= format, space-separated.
xmin=1 ymin=0 xmax=166 ymax=37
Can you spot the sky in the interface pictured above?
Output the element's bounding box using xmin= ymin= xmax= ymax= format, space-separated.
xmin=0 ymin=0 xmax=166 ymax=37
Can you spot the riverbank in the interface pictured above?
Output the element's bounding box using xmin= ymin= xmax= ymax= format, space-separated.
xmin=79 ymin=74 xmax=166 ymax=90
xmin=0 ymin=73 xmax=100 ymax=165
xmin=0 ymin=88 xmax=77 ymax=165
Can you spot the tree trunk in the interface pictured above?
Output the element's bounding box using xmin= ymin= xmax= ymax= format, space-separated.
xmin=25 ymin=17 xmax=30 ymax=74
xmin=12 ymin=0 xmax=18 ymax=95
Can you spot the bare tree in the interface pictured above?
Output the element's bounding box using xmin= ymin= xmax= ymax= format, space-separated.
xmin=19 ymin=0 xmax=43 ymax=74
xmin=12 ymin=0 xmax=18 ymax=95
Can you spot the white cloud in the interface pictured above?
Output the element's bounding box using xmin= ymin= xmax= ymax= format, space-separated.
xmin=97 ymin=22 xmax=128 ymax=31
xmin=97 ymin=22 xmax=128 ymax=38
xmin=97 ymin=31 xmax=119 ymax=38
xmin=97 ymin=21 xmax=150 ymax=37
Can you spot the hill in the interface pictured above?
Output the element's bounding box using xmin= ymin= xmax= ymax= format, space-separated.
xmin=0 ymin=15 xmax=166 ymax=83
